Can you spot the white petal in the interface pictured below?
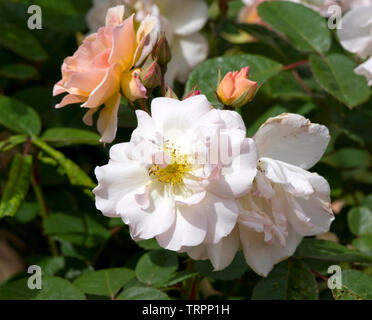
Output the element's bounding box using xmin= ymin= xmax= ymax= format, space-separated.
xmin=161 ymin=0 xmax=208 ymax=36
xmin=117 ymin=183 xmax=176 ymax=240
xmin=165 ymin=33 xmax=209 ymax=85
xmin=284 ymin=173 xmax=334 ymax=236
xmin=156 ymin=202 xmax=207 ymax=251
xmin=206 ymin=227 xmax=240 ymax=271
xmin=151 ymin=95 xmax=211 ymax=134
xmin=202 ymin=193 xmax=239 ymax=244
xmin=239 ymin=222 xmax=303 ymax=277
xmin=207 ymin=138 xmax=257 ymax=198
xmin=337 ymin=7 xmax=372 ymax=58
xmin=254 ymin=113 xmax=330 ymax=170
xmin=258 ymin=158 xmax=314 ymax=197
xmin=355 ymin=56 xmax=372 ymax=86
xmin=93 ymin=156 xmax=149 ymax=218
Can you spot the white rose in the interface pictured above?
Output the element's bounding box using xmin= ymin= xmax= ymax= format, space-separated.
xmin=94 ymin=95 xmax=258 ymax=251
xmin=183 ymin=113 xmax=334 ymax=277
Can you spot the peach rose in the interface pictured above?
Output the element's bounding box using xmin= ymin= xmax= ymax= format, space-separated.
xmin=54 ymin=5 xmax=158 ymax=143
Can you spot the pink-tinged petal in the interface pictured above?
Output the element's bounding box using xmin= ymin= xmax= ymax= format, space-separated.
xmin=97 ymin=92 xmax=121 ymax=143
xmin=89 ymin=48 xmax=111 ymax=69
xmin=156 ymin=203 xmax=207 ymax=251
xmin=65 ymin=69 xmax=107 ymax=95
xmin=82 ymin=107 xmax=98 ymax=126
xmin=108 ymin=15 xmax=136 ymax=69
xmin=55 ymin=94 xmax=85 ymax=109
xmin=255 ymin=171 xmax=274 ymax=198
xmin=203 ymin=193 xmax=239 ymax=244
xmin=259 ymin=158 xmax=314 ymax=197
xmin=254 ymin=113 xmax=330 ymax=170
xmin=182 ymin=244 xmax=209 ymax=261
xmin=117 ymin=183 xmax=175 ymax=240
xmin=217 ymin=72 xmax=235 ymax=102
xmin=207 ymin=138 xmax=257 ymax=198
xmin=151 ymin=95 xmax=212 ymax=133
xmin=105 ymin=5 xmax=125 ymax=26
xmin=82 ymin=63 xmax=121 ymax=109
xmin=53 ymin=81 xmax=67 ymax=96
xmin=239 ymin=222 xmax=303 ymax=277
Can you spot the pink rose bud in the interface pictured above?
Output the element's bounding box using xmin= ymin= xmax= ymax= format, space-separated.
xmin=152 ymin=33 xmax=172 ymax=67
xmin=140 ymin=60 xmax=162 ymax=89
xmin=121 ymin=69 xmax=147 ymax=102
xmin=217 ymin=66 xmax=258 ymax=108
xmin=183 ymin=88 xmax=201 ymax=100
xmin=164 ymin=86 xmax=179 ymax=99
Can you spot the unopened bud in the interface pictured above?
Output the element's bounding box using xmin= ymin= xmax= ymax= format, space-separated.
xmin=140 ymin=60 xmax=162 ymax=89
xmin=164 ymin=86 xmax=179 ymax=99
xmin=152 ymin=33 xmax=172 ymax=67
xmin=183 ymin=88 xmax=201 ymax=100
xmin=217 ymin=66 xmax=258 ymax=108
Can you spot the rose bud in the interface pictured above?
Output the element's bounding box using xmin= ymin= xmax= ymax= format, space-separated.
xmin=217 ymin=66 xmax=258 ymax=108
xmin=164 ymin=86 xmax=179 ymax=99
xmin=140 ymin=59 xmax=162 ymax=89
xmin=152 ymin=33 xmax=172 ymax=67
xmin=183 ymin=88 xmax=201 ymax=100
xmin=121 ymin=69 xmax=147 ymax=102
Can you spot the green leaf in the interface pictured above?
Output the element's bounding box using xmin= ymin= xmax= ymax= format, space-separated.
xmin=321 ymin=148 xmax=371 ymax=169
xmin=257 ymin=1 xmax=331 ymax=54
xmin=14 ymin=201 xmax=38 ymax=223
xmin=348 ymin=207 xmax=372 ymax=236
xmin=117 ymin=287 xmax=169 ymax=300
xmin=352 ymin=235 xmax=372 ymax=253
xmin=32 ymin=256 xmax=66 ymax=276
xmin=295 ymin=239 xmax=372 ymax=263
xmin=41 ymin=128 xmax=101 ymax=147
xmin=0 ymin=24 xmax=48 ymax=61
xmin=0 ymin=154 xmax=32 ymax=219
xmin=32 ymin=138 xmax=96 ymax=189
xmin=236 ymin=23 xmax=302 ymax=63
xmin=136 ymin=238 xmax=162 ymax=250
xmin=185 ymin=54 xmax=283 ymax=108
xmin=0 ymin=64 xmax=37 ymax=79
xmin=363 ymin=194 xmax=372 ymax=210
xmin=43 ymin=212 xmax=111 ymax=247
xmin=0 ymin=275 xmax=85 ymax=300
xmin=309 ymin=54 xmax=371 ymax=108
xmin=73 ymin=268 xmax=135 ymax=297
xmin=0 ymin=95 xmax=41 ymax=136
xmin=251 ymin=259 xmax=317 ymax=300
xmin=247 ymin=104 xmax=287 ymax=136
xmin=333 ymin=270 xmax=372 ymax=300
xmin=195 ymin=251 xmax=249 ymax=280
xmin=263 ymin=71 xmax=309 ymax=100
xmin=135 ymin=250 xmax=178 ymax=286
xmin=158 ymin=271 xmax=198 ymax=288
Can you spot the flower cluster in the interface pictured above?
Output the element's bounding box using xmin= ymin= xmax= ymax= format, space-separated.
xmin=53 ymin=3 xmax=335 ymax=277
xmin=94 ymin=93 xmax=334 ymax=276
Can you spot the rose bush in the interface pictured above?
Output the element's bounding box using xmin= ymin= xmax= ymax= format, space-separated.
xmin=0 ymin=0 xmax=371 ymax=301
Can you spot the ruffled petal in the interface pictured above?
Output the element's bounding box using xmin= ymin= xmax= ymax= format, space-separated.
xmin=254 ymin=113 xmax=330 ymax=170
xmin=97 ymin=92 xmax=121 ymax=143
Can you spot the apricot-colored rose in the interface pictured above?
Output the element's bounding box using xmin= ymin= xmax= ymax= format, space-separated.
xmin=54 ymin=5 xmax=158 ymax=143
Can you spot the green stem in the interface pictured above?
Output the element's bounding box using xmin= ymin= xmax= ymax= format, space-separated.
xmin=31 ymin=167 xmax=59 ymax=257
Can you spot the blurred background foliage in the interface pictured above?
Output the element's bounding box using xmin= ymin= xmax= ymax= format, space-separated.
xmin=0 ymin=0 xmax=371 ymax=300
